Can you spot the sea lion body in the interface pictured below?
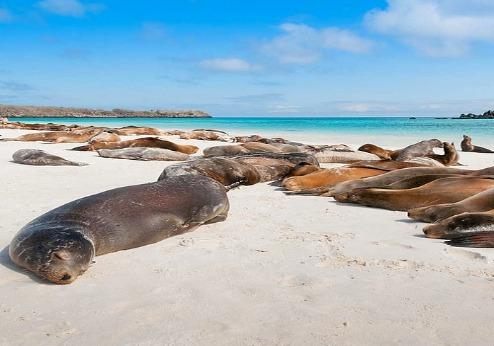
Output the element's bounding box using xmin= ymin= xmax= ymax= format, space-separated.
xmin=423 ymin=210 xmax=494 ymax=240
xmin=334 ymin=176 xmax=494 ymax=211
xmin=112 ymin=126 xmax=166 ymax=136
xmin=203 ymin=145 xmax=251 ymax=157
xmin=408 ymin=187 xmax=494 ymax=223
xmin=461 ymin=135 xmax=494 ymax=153
xmin=180 ymin=130 xmax=233 ymax=142
xmin=392 ymin=139 xmax=443 ymax=161
xmin=72 ymin=137 xmax=199 ymax=154
xmin=12 ymin=149 xmax=87 ymax=166
xmin=97 ymin=147 xmax=189 ymax=161
xmin=358 ymin=144 xmax=394 ymax=160
xmin=325 ymin=166 xmax=473 ymax=197
xmin=89 ymin=131 xmax=121 ymax=143
xmin=9 ymin=175 xmax=229 ymax=284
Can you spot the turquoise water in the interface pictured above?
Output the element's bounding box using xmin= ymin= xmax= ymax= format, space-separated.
xmin=10 ymin=117 xmax=494 ymax=147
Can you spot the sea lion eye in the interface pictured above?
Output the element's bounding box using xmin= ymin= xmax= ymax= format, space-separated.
xmin=61 ymin=274 xmax=72 ymax=281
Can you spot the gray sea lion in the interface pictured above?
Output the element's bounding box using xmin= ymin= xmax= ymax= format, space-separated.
xmin=426 ymin=142 xmax=459 ymax=166
xmin=158 ymin=157 xmax=261 ymax=187
xmin=97 ymin=147 xmax=189 ymax=161
xmin=408 ymin=188 xmax=494 ymax=223
xmin=9 ymin=175 xmax=229 ymax=284
xmin=358 ymin=139 xmax=443 ymax=161
xmin=71 ymin=137 xmax=199 ymax=154
xmin=333 ymin=176 xmax=494 ymax=211
xmin=12 ymin=149 xmax=87 ymax=166
xmin=422 ymin=210 xmax=494 ymax=240
xmin=461 ymin=135 xmax=494 ymax=153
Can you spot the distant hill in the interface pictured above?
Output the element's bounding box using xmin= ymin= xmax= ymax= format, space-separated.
xmin=0 ymin=104 xmax=211 ymax=118
xmin=458 ymin=110 xmax=494 ymax=119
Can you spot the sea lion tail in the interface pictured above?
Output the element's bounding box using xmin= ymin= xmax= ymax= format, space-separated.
xmin=284 ymin=186 xmax=330 ymax=196
xmin=446 ymin=232 xmax=494 ymax=248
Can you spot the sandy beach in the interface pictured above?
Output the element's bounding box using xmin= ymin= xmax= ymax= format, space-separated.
xmin=1 ymin=128 xmax=494 ymax=346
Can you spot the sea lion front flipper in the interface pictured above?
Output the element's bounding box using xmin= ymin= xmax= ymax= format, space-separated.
xmin=446 ymin=231 xmax=494 ymax=248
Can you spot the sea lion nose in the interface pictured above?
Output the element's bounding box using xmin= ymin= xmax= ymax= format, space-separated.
xmin=61 ymin=274 xmax=72 ymax=281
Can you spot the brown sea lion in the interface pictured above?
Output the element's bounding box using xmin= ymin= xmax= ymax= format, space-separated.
xmin=97 ymin=147 xmax=189 ymax=161
xmin=0 ymin=121 xmax=76 ymax=131
xmin=426 ymin=142 xmax=459 ymax=166
xmin=461 ymin=135 xmax=494 ymax=153
xmin=89 ymin=131 xmax=121 ymax=143
xmin=282 ymin=160 xmax=435 ymax=194
xmin=334 ymin=176 xmax=494 ymax=211
xmin=324 ymin=166 xmax=494 ymax=197
xmin=158 ymin=157 xmax=262 ymax=187
xmin=282 ymin=162 xmax=321 ymax=179
xmin=12 ymin=149 xmax=87 ymax=166
xmin=0 ymin=127 xmax=104 ymax=143
xmin=234 ymin=135 xmax=264 ymax=143
xmin=71 ymin=137 xmax=199 ymax=154
xmin=111 ymin=126 xmax=167 ymax=136
xmin=203 ymin=145 xmax=250 ymax=157
xmin=423 ymin=210 xmax=494 ymax=239
xmin=408 ymin=188 xmax=494 ymax=223
xmin=9 ymin=175 xmax=229 ymax=284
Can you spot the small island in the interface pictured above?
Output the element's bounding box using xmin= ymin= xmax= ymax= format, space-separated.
xmin=0 ymin=104 xmax=211 ymax=118
xmin=458 ymin=110 xmax=494 ymax=119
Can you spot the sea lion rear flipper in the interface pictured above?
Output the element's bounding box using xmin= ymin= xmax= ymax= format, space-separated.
xmin=284 ymin=186 xmax=331 ymax=196
xmin=446 ymin=231 xmax=494 ymax=248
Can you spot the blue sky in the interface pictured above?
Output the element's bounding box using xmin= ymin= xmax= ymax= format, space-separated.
xmin=1 ymin=0 xmax=494 ymax=116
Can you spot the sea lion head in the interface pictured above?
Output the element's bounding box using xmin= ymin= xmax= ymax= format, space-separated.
xmin=10 ymin=227 xmax=94 ymax=284
xmin=423 ymin=213 xmax=494 ymax=239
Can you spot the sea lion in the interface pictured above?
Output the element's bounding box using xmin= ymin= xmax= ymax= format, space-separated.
xmin=9 ymin=175 xmax=229 ymax=284
xmin=12 ymin=149 xmax=88 ymax=166
xmin=97 ymin=147 xmax=189 ymax=161
xmin=180 ymin=130 xmax=233 ymax=142
xmin=333 ymin=176 xmax=494 ymax=211
xmin=242 ymin=142 xmax=301 ymax=153
xmin=203 ymin=145 xmax=250 ymax=157
xmin=426 ymin=142 xmax=459 ymax=166
xmin=358 ymin=139 xmax=443 ymax=162
xmin=314 ymin=149 xmax=380 ymax=163
xmin=408 ymin=188 xmax=494 ymax=223
xmin=89 ymin=131 xmax=121 ymax=143
xmin=460 ymin=135 xmax=494 ymax=153
xmin=282 ymin=160 xmax=435 ymax=194
xmin=111 ymin=126 xmax=167 ymax=136
xmin=158 ymin=157 xmax=261 ymax=187
xmin=71 ymin=137 xmax=199 ymax=154
xmin=282 ymin=162 xmax=321 ymax=179
xmin=422 ymin=210 xmax=494 ymax=239
xmin=234 ymin=135 xmax=264 ymax=143
xmin=0 ymin=128 xmax=104 ymax=143
xmin=324 ymin=166 xmax=494 ymax=197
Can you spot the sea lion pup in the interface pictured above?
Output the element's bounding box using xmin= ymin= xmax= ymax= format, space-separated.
xmin=111 ymin=126 xmax=167 ymax=136
xmin=422 ymin=210 xmax=494 ymax=239
xmin=408 ymin=187 xmax=494 ymax=223
xmin=180 ymin=129 xmax=234 ymax=142
xmin=426 ymin=142 xmax=459 ymax=166
xmin=461 ymin=135 xmax=494 ymax=153
xmin=9 ymin=175 xmax=229 ymax=284
xmin=158 ymin=157 xmax=262 ymax=187
xmin=333 ymin=176 xmax=494 ymax=211
xmin=282 ymin=160 xmax=434 ymax=193
xmin=71 ymin=137 xmax=199 ymax=154
xmin=97 ymin=147 xmax=189 ymax=161
xmin=12 ymin=149 xmax=88 ymax=166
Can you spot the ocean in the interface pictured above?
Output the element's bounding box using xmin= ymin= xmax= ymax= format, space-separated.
xmin=10 ymin=117 xmax=494 ymax=147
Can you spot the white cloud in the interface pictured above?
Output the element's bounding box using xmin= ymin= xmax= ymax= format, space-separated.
xmin=365 ymin=0 xmax=494 ymax=56
xmin=262 ymin=23 xmax=373 ymax=65
xmin=200 ymin=58 xmax=261 ymax=72
xmin=0 ymin=8 xmax=12 ymax=22
xmin=38 ymin=0 xmax=103 ymax=17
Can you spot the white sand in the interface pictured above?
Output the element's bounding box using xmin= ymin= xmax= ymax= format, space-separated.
xmin=1 ymin=128 xmax=494 ymax=346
